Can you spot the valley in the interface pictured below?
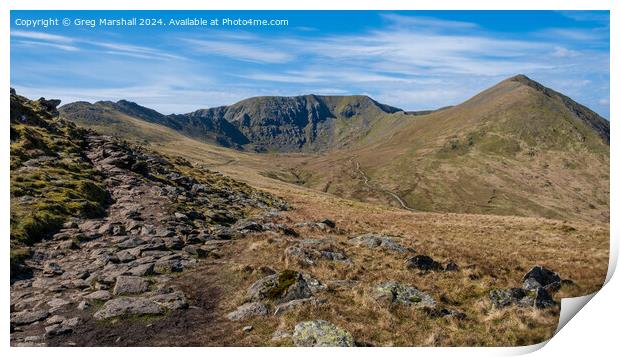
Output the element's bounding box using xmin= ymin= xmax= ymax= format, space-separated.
xmin=10 ymin=74 xmax=610 ymax=347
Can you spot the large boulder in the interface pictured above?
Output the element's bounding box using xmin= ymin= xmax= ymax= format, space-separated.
xmin=349 ymin=234 xmax=408 ymax=253
xmin=522 ymin=266 xmax=562 ymax=292
xmin=373 ymin=282 xmax=436 ymax=307
xmin=293 ymin=320 xmax=354 ymax=347
xmin=247 ymin=270 xmax=313 ymax=304
xmin=93 ymin=297 xmax=164 ymax=320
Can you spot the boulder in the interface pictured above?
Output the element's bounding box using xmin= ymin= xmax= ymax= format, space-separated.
xmin=247 ymin=270 xmax=313 ymax=304
xmin=522 ymin=266 xmax=562 ymax=292
xmin=42 ymin=262 xmax=64 ymax=276
xmin=406 ymin=255 xmax=443 ymax=271
xmin=11 ymin=309 xmax=50 ymax=325
xmin=112 ymin=276 xmax=149 ymax=295
xmin=489 ymin=287 xmax=556 ymax=309
xmin=234 ymin=220 xmax=264 ymax=232
xmin=93 ymin=297 xmax=164 ymax=320
xmin=349 ymin=234 xmax=408 ymax=253
xmin=274 ymin=297 xmax=324 ymax=316
xmin=293 ymin=320 xmax=354 ymax=347
xmin=227 ymin=302 xmax=269 ymax=321
xmin=150 ymin=291 xmax=188 ymax=310
xmin=374 ymin=282 xmax=436 ymax=307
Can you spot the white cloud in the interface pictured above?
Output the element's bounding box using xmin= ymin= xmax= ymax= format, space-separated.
xmin=184 ymin=38 xmax=293 ymax=63
xmin=13 ymin=40 xmax=79 ymax=52
xmin=12 ymin=31 xmax=75 ymax=43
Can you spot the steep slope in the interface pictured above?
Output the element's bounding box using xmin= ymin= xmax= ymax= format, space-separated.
xmin=60 ymin=100 xmax=249 ymax=148
xmin=288 ymin=75 xmax=609 ymax=222
xmin=60 ymin=95 xmax=403 ymax=153
xmin=10 ymin=89 xmax=286 ymax=275
xmin=220 ymin=95 xmax=403 ymax=152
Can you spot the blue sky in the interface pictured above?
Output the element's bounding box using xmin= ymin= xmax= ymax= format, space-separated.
xmin=10 ymin=10 xmax=610 ymax=118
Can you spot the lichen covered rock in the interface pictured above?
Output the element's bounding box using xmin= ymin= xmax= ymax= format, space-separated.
xmin=293 ymin=320 xmax=354 ymax=347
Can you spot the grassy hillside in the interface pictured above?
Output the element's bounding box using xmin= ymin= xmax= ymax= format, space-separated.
xmin=10 ymin=90 xmax=110 ymax=273
xmin=58 ymin=75 xmax=609 ymax=222
xmin=271 ymin=76 xmax=609 ymax=222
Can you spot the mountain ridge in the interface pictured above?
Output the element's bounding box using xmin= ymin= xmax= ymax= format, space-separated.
xmin=58 ymin=75 xmax=610 ymax=221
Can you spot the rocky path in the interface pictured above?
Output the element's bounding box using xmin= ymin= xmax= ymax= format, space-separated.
xmin=9 ymin=134 xmax=283 ymax=346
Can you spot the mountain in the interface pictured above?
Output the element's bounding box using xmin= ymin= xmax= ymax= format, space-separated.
xmin=58 ymin=75 xmax=609 ymax=222
xmin=10 ymin=88 xmax=610 ymax=347
xmin=60 ymin=95 xmax=403 ymax=152
xmin=60 ymin=100 xmax=249 ymax=148
xmin=284 ymin=75 xmax=609 ymax=221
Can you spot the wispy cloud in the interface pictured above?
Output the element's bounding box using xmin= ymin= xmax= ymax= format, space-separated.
xmin=381 ymin=13 xmax=479 ymax=30
xmin=12 ymin=30 xmax=74 ymax=43
xmin=11 ymin=30 xmax=183 ymax=61
xmin=185 ymin=38 xmax=293 ymax=63
xmin=13 ymin=40 xmax=79 ymax=52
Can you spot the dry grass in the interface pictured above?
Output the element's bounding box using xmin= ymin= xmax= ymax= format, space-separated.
xmin=59 ymin=101 xmax=609 ymax=346
xmin=138 ymin=124 xmax=608 ymax=346
xmin=163 ymin=184 xmax=608 ymax=346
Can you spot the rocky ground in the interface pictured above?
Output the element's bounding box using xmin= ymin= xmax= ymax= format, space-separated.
xmin=10 ymin=129 xmax=289 ymax=346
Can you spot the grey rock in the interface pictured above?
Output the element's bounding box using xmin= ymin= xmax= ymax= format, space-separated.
xmin=489 ymin=287 xmax=556 ymax=309
xmin=150 ymin=291 xmax=188 ymax=310
xmin=374 ymin=282 xmax=436 ymax=307
xmin=227 ymin=302 xmax=269 ymax=321
xmin=117 ymin=237 xmax=145 ymax=249
xmin=349 ymin=233 xmax=408 ymax=253
xmin=247 ymin=270 xmax=313 ymax=304
xmin=85 ymin=290 xmax=112 ymax=301
xmin=293 ymin=320 xmax=354 ymax=347
xmin=62 ymin=317 xmax=80 ymax=327
xmin=274 ymin=297 xmax=323 ymax=316
xmin=128 ymin=263 xmax=155 ymax=276
xmin=154 ymin=259 xmax=183 ymax=274
xmin=46 ymin=315 xmax=65 ymax=325
xmin=183 ymin=245 xmax=209 ymax=258
xmin=113 ymin=276 xmax=149 ymax=295
xmin=47 ymin=298 xmax=71 ymax=309
xmin=42 ymin=262 xmax=64 ymax=276
xmin=94 ymin=297 xmax=164 ymax=320
xmin=45 ymin=323 xmax=72 ymax=337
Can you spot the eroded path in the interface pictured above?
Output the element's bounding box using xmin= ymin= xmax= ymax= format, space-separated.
xmin=10 ymin=134 xmax=285 ymax=346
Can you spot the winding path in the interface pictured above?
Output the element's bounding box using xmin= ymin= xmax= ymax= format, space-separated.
xmin=353 ymin=161 xmax=416 ymax=211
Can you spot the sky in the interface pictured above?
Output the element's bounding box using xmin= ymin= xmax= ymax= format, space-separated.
xmin=10 ymin=10 xmax=610 ymax=118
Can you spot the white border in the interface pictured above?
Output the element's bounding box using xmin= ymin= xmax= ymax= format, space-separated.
xmin=2 ymin=1 xmax=617 ymax=356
